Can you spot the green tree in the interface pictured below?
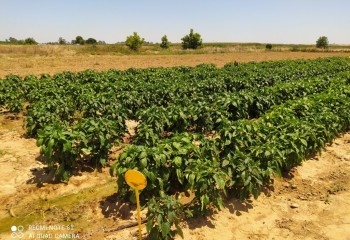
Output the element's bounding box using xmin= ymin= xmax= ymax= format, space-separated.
xmin=181 ymin=29 xmax=203 ymax=49
xmin=75 ymin=36 xmax=85 ymax=45
xmin=160 ymin=35 xmax=170 ymax=49
xmin=85 ymin=38 xmax=97 ymax=44
xmin=8 ymin=37 xmax=18 ymax=43
xmin=266 ymin=43 xmax=272 ymax=50
xmin=58 ymin=37 xmax=67 ymax=45
xmin=125 ymin=32 xmax=144 ymax=51
xmin=316 ymin=36 xmax=329 ymax=49
xmin=24 ymin=37 xmax=38 ymax=45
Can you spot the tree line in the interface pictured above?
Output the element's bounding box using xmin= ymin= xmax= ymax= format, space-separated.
xmin=1 ymin=30 xmax=329 ymax=50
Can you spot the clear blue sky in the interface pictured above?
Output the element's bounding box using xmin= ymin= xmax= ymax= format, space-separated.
xmin=0 ymin=0 xmax=349 ymax=44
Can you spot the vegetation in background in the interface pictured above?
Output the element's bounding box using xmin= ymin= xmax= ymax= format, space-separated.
xmin=85 ymin=38 xmax=97 ymax=45
xmin=0 ymin=37 xmax=38 ymax=45
xmin=24 ymin=38 xmax=38 ymax=45
xmin=266 ymin=43 xmax=273 ymax=50
xmin=73 ymin=35 xmax=85 ymax=45
xmin=316 ymin=36 xmax=329 ymax=49
xmin=181 ymin=29 xmax=203 ymax=49
xmin=0 ymin=35 xmax=349 ymax=54
xmin=58 ymin=37 xmax=67 ymax=45
xmin=160 ymin=35 xmax=170 ymax=49
xmin=125 ymin=32 xmax=145 ymax=51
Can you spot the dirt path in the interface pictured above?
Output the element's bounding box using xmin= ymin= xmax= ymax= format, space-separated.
xmin=0 ymin=52 xmax=349 ymax=78
xmin=0 ymin=114 xmax=350 ymax=240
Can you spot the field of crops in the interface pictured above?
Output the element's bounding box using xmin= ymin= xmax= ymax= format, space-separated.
xmin=1 ymin=57 xmax=350 ymax=239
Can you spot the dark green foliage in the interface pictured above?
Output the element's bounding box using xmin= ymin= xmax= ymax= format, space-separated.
xmin=1 ymin=37 xmax=37 ymax=45
xmin=146 ymin=196 xmax=184 ymax=239
xmin=24 ymin=37 xmax=37 ymax=45
xmin=160 ymin=35 xmax=170 ymax=49
xmin=316 ymin=36 xmax=329 ymax=49
xmin=266 ymin=43 xmax=272 ymax=50
xmin=73 ymin=117 xmax=126 ymax=168
xmin=36 ymin=123 xmax=79 ymax=182
xmin=125 ymin=32 xmax=144 ymax=50
xmin=58 ymin=37 xmax=66 ymax=45
xmin=74 ymin=35 xmax=85 ymax=45
xmin=85 ymin=38 xmax=97 ymax=45
xmin=181 ymin=29 xmax=202 ymax=49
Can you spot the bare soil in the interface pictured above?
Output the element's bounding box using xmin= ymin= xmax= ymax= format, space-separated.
xmin=0 ymin=113 xmax=349 ymax=240
xmin=0 ymin=51 xmax=350 ymax=78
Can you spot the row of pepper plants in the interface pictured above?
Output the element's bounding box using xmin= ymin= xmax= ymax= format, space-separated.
xmin=1 ymin=57 xmax=350 ymax=239
xmin=112 ymin=83 xmax=350 ymax=239
xmin=134 ymin=73 xmax=348 ymax=146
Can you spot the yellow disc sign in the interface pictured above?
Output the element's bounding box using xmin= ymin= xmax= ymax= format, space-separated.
xmin=125 ymin=169 xmax=147 ymax=190
xmin=124 ymin=169 xmax=147 ymax=240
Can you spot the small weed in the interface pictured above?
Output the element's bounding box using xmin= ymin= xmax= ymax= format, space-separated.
xmin=323 ymin=195 xmax=332 ymax=204
xmin=328 ymin=183 xmax=346 ymax=194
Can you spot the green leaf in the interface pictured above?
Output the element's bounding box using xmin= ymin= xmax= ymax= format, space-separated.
xmin=172 ymin=142 xmax=182 ymax=150
xmin=81 ymin=148 xmax=91 ymax=155
xmin=48 ymin=138 xmax=55 ymax=149
xmin=213 ymin=174 xmax=226 ymax=189
xmin=100 ymin=158 xmax=106 ymax=166
xmin=244 ymin=176 xmax=251 ymax=187
xmin=174 ymin=156 xmax=182 ymax=167
xmin=157 ymin=178 xmax=164 ymax=191
xmin=300 ymin=139 xmax=307 ymax=146
xmin=176 ymin=169 xmax=183 ymax=184
xmin=119 ymin=151 xmax=128 ymax=161
xmin=157 ymin=214 xmax=163 ymax=226
xmin=139 ymin=151 xmax=147 ymax=159
xmin=222 ymin=159 xmax=230 ymax=167
xmin=161 ymin=222 xmax=170 ymax=238
xmin=63 ymin=141 xmax=72 ymax=152
xmin=36 ymin=138 xmax=43 ymax=146
xmin=140 ymin=158 xmax=147 ymax=168
xmin=168 ymin=211 xmax=176 ymax=222
xmin=146 ymin=220 xmax=153 ymax=232
xmin=176 ymin=224 xmax=184 ymax=239
xmin=200 ymin=194 xmax=209 ymax=211
xmin=188 ymin=174 xmax=195 ymax=187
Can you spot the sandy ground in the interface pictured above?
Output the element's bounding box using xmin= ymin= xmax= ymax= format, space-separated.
xmin=0 ymin=51 xmax=350 ymax=78
xmin=0 ymin=113 xmax=349 ymax=240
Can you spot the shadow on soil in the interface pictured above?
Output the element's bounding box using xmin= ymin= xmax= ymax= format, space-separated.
xmin=99 ymin=193 xmax=135 ymax=220
xmin=26 ymin=166 xmax=57 ymax=187
xmin=26 ymin=153 xmax=98 ymax=187
xmin=226 ymin=198 xmax=254 ymax=216
xmin=187 ymin=215 xmax=216 ymax=229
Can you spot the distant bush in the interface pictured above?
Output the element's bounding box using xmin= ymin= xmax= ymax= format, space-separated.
xmin=266 ymin=43 xmax=272 ymax=50
xmin=85 ymin=38 xmax=97 ymax=45
xmin=316 ymin=36 xmax=329 ymax=49
xmin=3 ymin=37 xmax=24 ymax=45
xmin=74 ymin=36 xmax=85 ymax=45
xmin=290 ymin=46 xmax=300 ymax=52
xmin=58 ymin=37 xmax=67 ymax=45
xmin=125 ymin=32 xmax=144 ymax=51
xmin=24 ymin=38 xmax=38 ymax=45
xmin=181 ymin=29 xmax=203 ymax=49
xmin=160 ymin=35 xmax=170 ymax=49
